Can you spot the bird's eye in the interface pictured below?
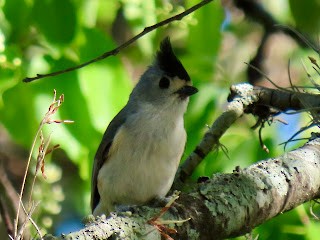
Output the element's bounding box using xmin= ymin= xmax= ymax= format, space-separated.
xmin=159 ymin=77 xmax=170 ymax=89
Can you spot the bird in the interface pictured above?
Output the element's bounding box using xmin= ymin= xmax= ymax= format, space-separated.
xmin=91 ymin=37 xmax=198 ymax=216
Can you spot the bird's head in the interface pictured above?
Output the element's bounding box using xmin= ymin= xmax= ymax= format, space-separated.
xmin=130 ymin=37 xmax=198 ymax=109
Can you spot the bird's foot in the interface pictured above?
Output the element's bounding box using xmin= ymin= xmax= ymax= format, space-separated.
xmin=114 ymin=204 xmax=136 ymax=216
xmin=147 ymin=191 xmax=190 ymax=240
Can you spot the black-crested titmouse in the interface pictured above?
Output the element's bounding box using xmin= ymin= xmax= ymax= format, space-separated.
xmin=91 ymin=37 xmax=198 ymax=216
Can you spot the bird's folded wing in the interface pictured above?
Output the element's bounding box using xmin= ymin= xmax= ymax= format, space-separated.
xmin=91 ymin=107 xmax=129 ymax=212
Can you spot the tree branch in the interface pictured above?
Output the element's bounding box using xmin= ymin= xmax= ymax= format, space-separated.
xmin=42 ymin=83 xmax=320 ymax=239
xmin=234 ymin=0 xmax=317 ymax=49
xmin=175 ymin=83 xmax=320 ymax=184
xmin=43 ymin=137 xmax=320 ymax=239
xmin=234 ymin=0 xmax=319 ymax=84
xmin=23 ymin=0 xmax=214 ymax=83
xmin=175 ymin=83 xmax=257 ymax=186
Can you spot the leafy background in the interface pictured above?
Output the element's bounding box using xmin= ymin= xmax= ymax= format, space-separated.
xmin=0 ymin=0 xmax=320 ymax=239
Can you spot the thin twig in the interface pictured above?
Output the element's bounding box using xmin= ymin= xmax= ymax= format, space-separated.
xmin=282 ymin=107 xmax=320 ymax=115
xmin=258 ymin=121 xmax=269 ymax=153
xmin=245 ymin=63 xmax=288 ymax=91
xmin=0 ymin=160 xmax=30 ymax=238
xmin=280 ymin=122 xmax=317 ymax=149
xmin=0 ymin=161 xmax=20 ymax=211
xmin=275 ymin=25 xmax=319 ymax=54
xmin=175 ymin=93 xmax=250 ymax=184
xmin=23 ymin=0 xmax=214 ymax=83
xmin=14 ymin=125 xmax=42 ymax=238
xmin=20 ymin=201 xmax=43 ymax=240
xmin=28 ymin=131 xmax=52 ymax=207
xmin=310 ymin=202 xmax=320 ymax=220
xmin=287 ymin=59 xmax=299 ymax=92
xmin=14 ymin=90 xmax=73 ymax=238
xmin=0 ymin=196 xmax=14 ymax=237
xmin=16 ymin=201 xmax=42 ymax=240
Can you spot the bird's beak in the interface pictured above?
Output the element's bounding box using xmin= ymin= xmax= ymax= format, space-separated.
xmin=175 ymin=85 xmax=198 ymax=99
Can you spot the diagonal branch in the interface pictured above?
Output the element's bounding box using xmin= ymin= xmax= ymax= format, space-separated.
xmin=175 ymin=83 xmax=320 ymax=184
xmin=42 ymin=138 xmax=320 ymax=239
xmin=40 ymin=84 xmax=320 ymax=239
xmin=175 ymin=83 xmax=257 ymax=185
xmin=23 ymin=0 xmax=214 ymax=83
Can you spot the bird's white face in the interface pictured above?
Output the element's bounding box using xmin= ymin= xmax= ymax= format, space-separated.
xmin=169 ymin=76 xmax=195 ymax=98
xmin=131 ymin=67 xmax=197 ymax=110
xmin=129 ymin=37 xmax=197 ymax=109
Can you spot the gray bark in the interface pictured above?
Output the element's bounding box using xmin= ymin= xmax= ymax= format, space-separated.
xmin=43 ymin=138 xmax=320 ymax=240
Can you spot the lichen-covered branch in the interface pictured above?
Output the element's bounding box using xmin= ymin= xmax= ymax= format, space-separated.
xmin=41 ymin=83 xmax=320 ymax=239
xmin=176 ymin=83 xmax=320 ymax=184
xmin=43 ymin=138 xmax=320 ymax=240
xmin=252 ymin=86 xmax=320 ymax=111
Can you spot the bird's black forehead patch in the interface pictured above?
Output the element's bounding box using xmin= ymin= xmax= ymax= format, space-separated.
xmin=156 ymin=37 xmax=190 ymax=81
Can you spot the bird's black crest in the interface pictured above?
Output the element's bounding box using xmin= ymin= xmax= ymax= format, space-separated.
xmin=156 ymin=37 xmax=190 ymax=81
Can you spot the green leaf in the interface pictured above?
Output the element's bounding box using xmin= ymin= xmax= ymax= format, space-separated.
xmin=32 ymin=0 xmax=77 ymax=44
xmin=184 ymin=0 xmax=224 ymax=82
xmin=0 ymin=83 xmax=38 ymax=147
xmin=3 ymin=0 xmax=31 ymax=42
xmin=78 ymin=28 xmax=132 ymax=132
xmin=289 ymin=0 xmax=320 ymax=34
xmin=79 ymin=28 xmax=115 ymax=61
xmin=34 ymin=57 xmax=102 ymax=149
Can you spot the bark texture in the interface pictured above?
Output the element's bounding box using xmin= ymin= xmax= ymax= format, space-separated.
xmin=43 ymin=138 xmax=320 ymax=240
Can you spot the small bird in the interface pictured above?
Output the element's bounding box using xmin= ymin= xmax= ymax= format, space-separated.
xmin=91 ymin=37 xmax=198 ymax=216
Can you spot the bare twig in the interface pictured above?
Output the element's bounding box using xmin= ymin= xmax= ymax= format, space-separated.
xmin=175 ymin=82 xmax=320 ymax=184
xmin=23 ymin=0 xmax=214 ymax=83
xmin=0 ymin=160 xmax=29 ymax=239
xmin=258 ymin=121 xmax=269 ymax=153
xmin=14 ymin=123 xmax=42 ymax=237
xmin=0 ymin=161 xmax=20 ymax=211
xmin=21 ymin=201 xmax=43 ymax=239
xmin=14 ymin=90 xmax=73 ymax=238
xmin=40 ymin=138 xmax=320 ymax=239
xmin=245 ymin=63 xmax=288 ymax=90
xmin=310 ymin=202 xmax=320 ymax=220
xmin=234 ymin=0 xmax=317 ymax=51
xmin=28 ymin=131 xmax=52 ymax=207
xmin=0 ymin=196 xmax=14 ymax=237
xmin=276 ymin=25 xmax=319 ymax=54
xmin=16 ymin=201 xmax=42 ymax=240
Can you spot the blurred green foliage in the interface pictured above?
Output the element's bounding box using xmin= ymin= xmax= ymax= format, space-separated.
xmin=0 ymin=0 xmax=320 ymax=238
xmin=289 ymin=0 xmax=320 ymax=35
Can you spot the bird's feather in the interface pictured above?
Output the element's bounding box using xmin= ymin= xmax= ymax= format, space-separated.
xmin=91 ymin=107 xmax=129 ymax=212
xmin=156 ymin=37 xmax=190 ymax=81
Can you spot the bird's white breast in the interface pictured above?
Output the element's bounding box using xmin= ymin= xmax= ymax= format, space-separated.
xmin=96 ymin=101 xmax=187 ymax=213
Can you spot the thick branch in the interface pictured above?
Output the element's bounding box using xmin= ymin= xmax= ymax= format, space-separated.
xmin=42 ymin=83 xmax=320 ymax=239
xmin=252 ymin=86 xmax=320 ymax=111
xmin=43 ymin=138 xmax=320 ymax=239
xmin=176 ymin=83 xmax=320 ymax=184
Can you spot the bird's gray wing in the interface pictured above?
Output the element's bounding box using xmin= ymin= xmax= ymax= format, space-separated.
xmin=91 ymin=106 xmax=129 ymax=212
